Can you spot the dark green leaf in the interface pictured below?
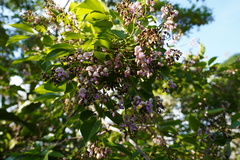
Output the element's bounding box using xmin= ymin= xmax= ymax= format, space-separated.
xmin=65 ymin=81 xmax=77 ymax=94
xmin=80 ymin=117 xmax=101 ymax=143
xmin=45 ymin=49 xmax=73 ymax=61
xmin=49 ymin=151 xmax=64 ymax=157
xmin=159 ymin=119 xmax=182 ymax=126
xmin=94 ymin=19 xmax=113 ymax=29
xmin=42 ymin=35 xmax=54 ymax=47
xmin=231 ymin=112 xmax=240 ymax=124
xmin=0 ymin=109 xmax=36 ymax=132
xmin=80 ymin=110 xmax=94 ymax=121
xmin=107 ymin=142 xmax=132 ymax=156
xmin=110 ymin=30 xmax=126 ymax=39
xmin=182 ymin=136 xmax=198 ymax=146
xmin=139 ymin=82 xmax=152 ymax=94
xmin=231 ymin=121 xmax=240 ymax=128
xmin=104 ymin=111 xmax=123 ymax=125
xmin=208 ymin=56 xmax=217 ymax=66
xmin=189 ymin=114 xmax=200 ymax=132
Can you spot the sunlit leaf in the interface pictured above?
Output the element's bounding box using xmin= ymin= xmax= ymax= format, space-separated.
xmin=95 ymin=38 xmax=111 ymax=49
xmin=42 ymin=35 xmax=54 ymax=47
xmin=10 ymin=23 xmax=35 ymax=33
xmin=65 ymin=33 xmax=84 ymax=40
xmin=6 ymin=35 xmax=30 ymax=46
xmin=51 ymin=43 xmax=74 ymax=50
xmin=77 ymin=0 xmax=109 ymax=13
xmin=34 ymin=83 xmax=66 ymax=94
xmin=33 ymin=93 xmax=60 ymax=102
xmin=12 ymin=55 xmax=42 ymax=65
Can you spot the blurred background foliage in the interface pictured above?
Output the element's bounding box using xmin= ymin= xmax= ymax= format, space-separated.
xmin=0 ymin=0 xmax=239 ymax=159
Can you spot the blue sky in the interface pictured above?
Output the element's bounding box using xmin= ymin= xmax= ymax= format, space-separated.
xmin=55 ymin=0 xmax=240 ymax=63
xmin=169 ymin=0 xmax=240 ymax=63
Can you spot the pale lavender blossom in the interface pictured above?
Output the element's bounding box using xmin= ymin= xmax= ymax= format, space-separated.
xmin=168 ymin=80 xmax=177 ymax=89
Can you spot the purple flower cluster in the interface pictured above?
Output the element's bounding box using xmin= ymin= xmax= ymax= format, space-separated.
xmin=168 ymin=80 xmax=177 ymax=89
xmin=116 ymin=0 xmax=155 ymax=27
xmin=132 ymin=96 xmax=153 ymax=113
xmin=119 ymin=96 xmax=157 ymax=133
xmin=87 ymin=143 xmax=111 ymax=159
xmin=55 ymin=67 xmax=70 ymax=81
xmin=120 ymin=115 xmax=138 ymax=131
xmin=161 ymin=4 xmax=179 ymax=32
xmin=134 ymin=46 xmax=153 ymax=78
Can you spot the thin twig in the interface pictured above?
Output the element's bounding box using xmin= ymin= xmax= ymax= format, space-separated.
xmin=63 ymin=0 xmax=71 ymax=10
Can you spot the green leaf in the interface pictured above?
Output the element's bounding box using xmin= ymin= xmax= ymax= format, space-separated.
xmin=34 ymin=83 xmax=66 ymax=94
xmin=193 ymin=61 xmax=206 ymax=67
xmin=80 ymin=110 xmax=94 ymax=121
xmin=66 ymin=113 xmax=80 ymax=127
xmin=107 ymin=142 xmax=132 ymax=156
xmin=42 ymin=35 xmax=54 ymax=47
xmin=231 ymin=121 xmax=240 ymax=128
xmin=80 ymin=117 xmax=101 ymax=143
xmin=69 ymin=1 xmax=78 ymax=11
xmin=224 ymin=141 xmax=232 ymax=158
xmin=110 ymin=30 xmax=126 ymax=39
xmin=95 ymin=38 xmax=111 ymax=49
xmin=104 ymin=111 xmax=123 ymax=125
xmin=231 ymin=112 xmax=240 ymax=124
xmin=159 ymin=119 xmax=182 ymax=126
xmin=10 ymin=23 xmax=35 ymax=33
xmin=94 ymin=19 xmax=113 ymax=29
xmin=189 ymin=114 xmax=200 ymax=132
xmin=139 ymin=82 xmax=152 ymax=94
xmin=45 ymin=49 xmax=73 ymax=61
xmin=34 ymin=93 xmax=60 ymax=102
xmin=182 ymin=136 xmax=198 ymax=146
xmin=82 ymin=39 xmax=95 ymax=51
xmin=49 ymin=151 xmax=64 ymax=158
xmin=206 ymin=108 xmax=225 ymax=115
xmin=12 ymin=55 xmax=42 ymax=65
xmin=0 ymin=109 xmax=36 ymax=132
xmin=94 ymin=51 xmax=111 ymax=61
xmin=38 ymin=60 xmax=51 ymax=72
xmin=6 ymin=35 xmax=30 ymax=46
xmin=77 ymin=0 xmax=109 ymax=13
xmin=85 ymin=11 xmax=109 ymax=22
xmin=208 ymin=56 xmax=217 ymax=65
xmin=51 ymin=43 xmax=74 ymax=50
xmin=65 ymin=33 xmax=84 ymax=40
xmin=65 ymin=81 xmax=77 ymax=94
